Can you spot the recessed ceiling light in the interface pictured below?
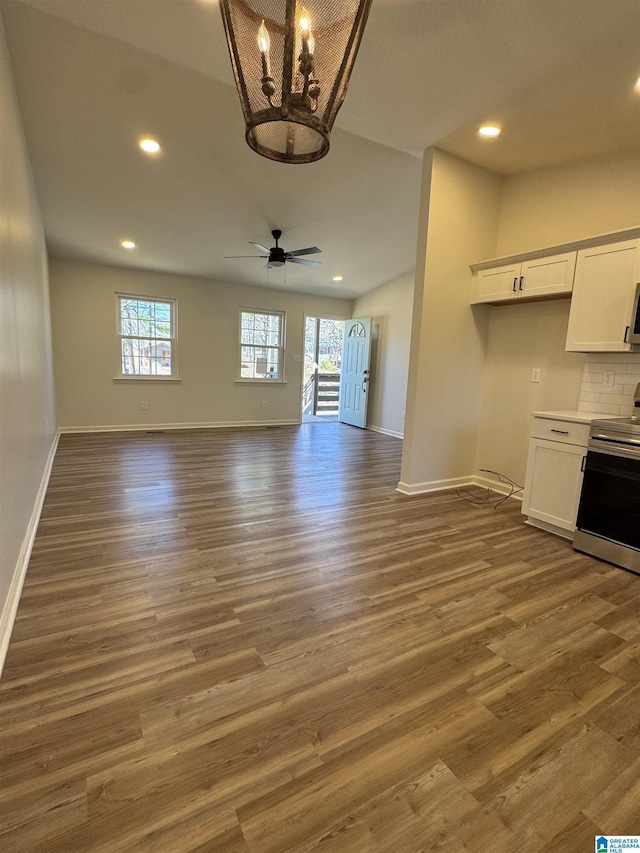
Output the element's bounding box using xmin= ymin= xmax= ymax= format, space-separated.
xmin=120 ymin=239 xmax=136 ymax=249
xmin=478 ymin=124 xmax=502 ymax=138
xmin=139 ymin=137 xmax=161 ymax=154
xmin=332 ymin=275 xmax=343 ymax=282
xmin=635 ymin=76 xmax=640 ymax=91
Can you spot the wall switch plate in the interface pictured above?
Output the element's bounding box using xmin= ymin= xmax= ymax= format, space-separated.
xmin=292 ymin=354 xmax=301 ymax=363
xmin=531 ymin=368 xmax=541 ymax=383
xmin=140 ymin=401 xmax=147 ymax=410
xmin=261 ymin=400 xmax=267 ymax=409
xmin=603 ymin=371 xmax=616 ymax=388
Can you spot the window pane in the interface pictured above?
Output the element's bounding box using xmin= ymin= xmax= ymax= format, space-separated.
xmin=151 ymin=340 xmax=172 ymax=375
xmin=138 ymin=319 xmax=152 ymax=338
xmin=121 ymin=317 xmax=138 ymax=336
xmin=153 ymin=319 xmax=171 ymax=338
xmin=241 ymin=311 xmax=281 ymax=345
xmin=241 ymin=345 xmax=280 ymax=379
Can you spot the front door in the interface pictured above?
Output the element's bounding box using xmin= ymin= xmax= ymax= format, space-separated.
xmin=338 ymin=317 xmax=371 ymax=428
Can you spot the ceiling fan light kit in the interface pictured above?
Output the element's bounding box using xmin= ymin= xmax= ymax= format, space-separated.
xmin=219 ymin=0 xmax=373 ymax=164
xmin=226 ymin=229 xmax=322 ymax=269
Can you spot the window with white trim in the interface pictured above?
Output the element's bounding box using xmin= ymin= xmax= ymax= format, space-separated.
xmin=117 ymin=294 xmax=177 ymax=377
xmin=240 ymin=309 xmax=284 ymax=380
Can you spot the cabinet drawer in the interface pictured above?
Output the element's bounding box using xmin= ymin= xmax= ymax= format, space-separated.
xmin=530 ymin=418 xmax=590 ymax=446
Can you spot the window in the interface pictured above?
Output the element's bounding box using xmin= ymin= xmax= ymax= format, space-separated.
xmin=240 ymin=309 xmax=284 ymax=380
xmin=117 ymin=294 xmax=177 ymax=377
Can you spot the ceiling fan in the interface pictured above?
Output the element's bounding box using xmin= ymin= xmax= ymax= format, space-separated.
xmin=225 ymin=229 xmax=321 ymax=269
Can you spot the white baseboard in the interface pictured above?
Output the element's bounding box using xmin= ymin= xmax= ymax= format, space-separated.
xmin=396 ymin=475 xmax=475 ymax=495
xmin=0 ymin=431 xmax=59 ymax=677
xmin=397 ymin=472 xmax=523 ymax=502
xmin=474 ymin=474 xmax=524 ymax=503
xmin=366 ymin=425 xmax=404 ymax=439
xmin=58 ymin=419 xmax=300 ymax=434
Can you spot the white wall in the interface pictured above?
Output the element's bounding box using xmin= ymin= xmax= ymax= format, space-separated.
xmin=400 ymin=149 xmax=502 ymax=492
xmin=49 ymin=258 xmax=353 ymax=429
xmin=0 ymin=16 xmax=56 ymax=670
xmin=473 ymin=301 xmax=585 ymax=485
xmin=497 ymin=149 xmax=640 ymax=256
xmin=353 ymin=272 xmax=413 ymax=438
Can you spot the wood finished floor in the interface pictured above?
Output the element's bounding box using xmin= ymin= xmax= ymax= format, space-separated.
xmin=1 ymin=423 xmax=639 ymax=852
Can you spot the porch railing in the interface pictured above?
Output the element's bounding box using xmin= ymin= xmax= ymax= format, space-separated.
xmin=303 ymin=372 xmax=341 ymax=415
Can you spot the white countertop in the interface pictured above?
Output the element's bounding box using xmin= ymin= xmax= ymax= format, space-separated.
xmin=532 ymin=409 xmax=618 ymax=424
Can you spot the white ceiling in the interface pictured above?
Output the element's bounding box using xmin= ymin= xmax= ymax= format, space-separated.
xmin=2 ymin=0 xmax=639 ymax=298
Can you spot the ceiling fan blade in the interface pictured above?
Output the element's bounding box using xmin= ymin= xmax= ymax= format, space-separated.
xmin=264 ymin=262 xmax=273 ymax=269
xmin=286 ymin=246 xmax=322 ymax=257
xmin=287 ymin=257 xmax=321 ymax=267
xmin=224 ymin=255 xmax=268 ymax=259
xmin=250 ymin=242 xmax=271 ymax=253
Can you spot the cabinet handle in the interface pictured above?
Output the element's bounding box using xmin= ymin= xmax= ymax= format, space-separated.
xmin=512 ymin=277 xmax=517 ymax=293
xmin=625 ymin=325 xmax=630 ymax=343
xmin=581 ymin=455 xmax=586 ymax=472
xmin=550 ymin=429 xmax=569 ymax=435
xmin=519 ymin=275 xmax=524 ymax=291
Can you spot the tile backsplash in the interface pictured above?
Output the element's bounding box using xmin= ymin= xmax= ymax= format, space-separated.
xmin=578 ymin=353 xmax=640 ymax=416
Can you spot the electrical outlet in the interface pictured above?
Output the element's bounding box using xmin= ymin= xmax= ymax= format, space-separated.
xmin=140 ymin=401 xmax=147 ymax=410
xmin=261 ymin=400 xmax=267 ymax=409
xmin=531 ymin=368 xmax=541 ymax=383
xmin=603 ymin=371 xmax=616 ymax=388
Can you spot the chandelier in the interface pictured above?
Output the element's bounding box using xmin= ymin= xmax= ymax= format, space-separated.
xmin=219 ymin=0 xmax=373 ymax=164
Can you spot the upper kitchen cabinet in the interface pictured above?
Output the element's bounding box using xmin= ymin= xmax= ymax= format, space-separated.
xmin=471 ymin=252 xmax=576 ymax=304
xmin=565 ymin=238 xmax=640 ymax=352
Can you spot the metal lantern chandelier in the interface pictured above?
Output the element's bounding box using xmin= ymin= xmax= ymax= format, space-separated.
xmin=219 ymin=0 xmax=373 ymax=164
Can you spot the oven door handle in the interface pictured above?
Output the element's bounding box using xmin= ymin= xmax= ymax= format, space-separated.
xmin=587 ymin=441 xmax=640 ymax=461
xmin=591 ymin=434 xmax=640 ymax=446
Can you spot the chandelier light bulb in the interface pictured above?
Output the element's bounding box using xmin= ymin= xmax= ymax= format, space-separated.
xmin=257 ymin=20 xmax=270 ymax=54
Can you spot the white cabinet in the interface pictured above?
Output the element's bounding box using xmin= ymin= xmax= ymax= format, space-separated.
xmin=472 ymin=252 xmax=576 ymax=304
xmin=566 ymin=238 xmax=640 ymax=352
xmin=522 ymin=416 xmax=590 ymax=538
xmin=473 ymin=261 xmax=521 ymax=303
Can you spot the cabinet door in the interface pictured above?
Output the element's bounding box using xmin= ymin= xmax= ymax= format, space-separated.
xmin=471 ymin=262 xmax=520 ymax=304
xmin=566 ymin=239 xmax=640 ymax=352
xmin=522 ymin=438 xmax=586 ymax=532
xmin=520 ymin=252 xmax=576 ymax=298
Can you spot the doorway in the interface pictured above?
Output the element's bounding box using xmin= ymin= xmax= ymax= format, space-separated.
xmin=302 ymin=316 xmax=344 ymax=422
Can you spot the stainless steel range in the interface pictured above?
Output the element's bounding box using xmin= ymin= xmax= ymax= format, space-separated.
xmin=573 ymin=386 xmax=640 ymax=573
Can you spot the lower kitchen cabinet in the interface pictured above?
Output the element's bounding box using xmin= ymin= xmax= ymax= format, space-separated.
xmin=522 ymin=416 xmax=590 ymax=539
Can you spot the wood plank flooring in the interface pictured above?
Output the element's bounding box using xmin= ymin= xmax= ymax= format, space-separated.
xmin=1 ymin=423 xmax=639 ymax=851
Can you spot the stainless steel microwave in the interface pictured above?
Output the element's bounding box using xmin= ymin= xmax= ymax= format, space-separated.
xmin=629 ymin=282 xmax=640 ymax=345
